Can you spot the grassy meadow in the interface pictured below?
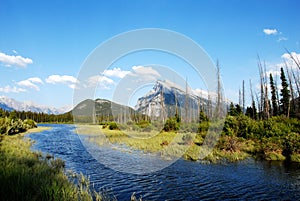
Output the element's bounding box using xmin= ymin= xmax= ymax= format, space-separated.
xmin=76 ymin=116 xmax=300 ymax=163
xmin=0 ymin=126 xmax=106 ymax=201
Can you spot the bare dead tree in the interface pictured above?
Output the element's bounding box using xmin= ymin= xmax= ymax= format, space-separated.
xmin=285 ymin=60 xmax=295 ymax=116
xmin=285 ymin=48 xmax=300 ymax=70
xmin=291 ymin=68 xmax=300 ymax=97
xmin=160 ymin=87 xmax=165 ymax=123
xmin=216 ymin=60 xmax=224 ymax=119
xmin=242 ymin=80 xmax=245 ymax=114
xmin=239 ymin=88 xmax=242 ymax=107
xmin=258 ymin=56 xmax=264 ymax=119
xmin=274 ymin=67 xmax=281 ymax=113
xmin=255 ymin=92 xmax=261 ymax=120
xmin=185 ymin=78 xmax=189 ymax=123
xmin=250 ymin=79 xmax=255 ymax=118
xmin=263 ymin=61 xmax=270 ymax=119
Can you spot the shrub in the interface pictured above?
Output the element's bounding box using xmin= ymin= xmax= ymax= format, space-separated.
xmin=163 ymin=118 xmax=180 ymax=132
xmin=223 ymin=115 xmax=238 ymax=136
xmin=282 ymin=132 xmax=300 ymax=157
xmin=108 ymin=122 xmax=118 ymax=130
xmin=135 ymin=120 xmax=151 ymax=128
xmin=23 ymin=119 xmax=37 ymax=129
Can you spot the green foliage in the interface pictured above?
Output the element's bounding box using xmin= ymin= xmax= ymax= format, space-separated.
xmin=270 ymin=73 xmax=279 ymax=116
xmin=245 ymin=101 xmax=257 ymax=120
xmin=23 ymin=119 xmax=38 ymax=129
xmin=228 ymin=103 xmax=243 ymax=116
xmin=199 ymin=110 xmax=209 ymax=122
xmin=0 ymin=135 xmax=103 ymax=201
xmin=163 ymin=117 xmax=180 ymax=132
xmin=282 ymin=132 xmax=300 ymax=158
xmin=108 ymin=122 xmax=118 ymax=130
xmin=0 ymin=117 xmax=37 ymax=135
xmin=280 ymin=67 xmax=291 ymax=116
xmin=9 ymin=110 xmax=18 ymax=120
xmin=135 ymin=120 xmax=151 ymax=129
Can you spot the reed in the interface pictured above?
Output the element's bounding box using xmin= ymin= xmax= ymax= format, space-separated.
xmin=0 ymin=133 xmax=104 ymax=201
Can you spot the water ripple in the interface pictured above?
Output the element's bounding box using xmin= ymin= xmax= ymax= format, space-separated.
xmin=27 ymin=124 xmax=300 ymax=201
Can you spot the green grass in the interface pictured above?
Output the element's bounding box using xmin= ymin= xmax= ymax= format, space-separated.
xmin=76 ymin=124 xmax=300 ymax=163
xmin=76 ymin=125 xmax=198 ymax=159
xmin=0 ymin=130 xmax=105 ymax=201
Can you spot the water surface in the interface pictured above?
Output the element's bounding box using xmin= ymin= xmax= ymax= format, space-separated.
xmin=27 ymin=124 xmax=300 ymax=200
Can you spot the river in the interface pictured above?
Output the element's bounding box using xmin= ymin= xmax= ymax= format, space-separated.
xmin=26 ymin=124 xmax=300 ymax=200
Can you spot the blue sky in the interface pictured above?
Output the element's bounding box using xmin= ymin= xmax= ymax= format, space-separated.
xmin=1 ymin=0 xmax=300 ymax=109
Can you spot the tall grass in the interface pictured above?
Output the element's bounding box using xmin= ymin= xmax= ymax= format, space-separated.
xmin=0 ymin=133 xmax=104 ymax=201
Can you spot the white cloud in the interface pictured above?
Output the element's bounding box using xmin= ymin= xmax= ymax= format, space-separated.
xmin=129 ymin=65 xmax=161 ymax=81
xmin=277 ymin=36 xmax=288 ymax=42
xmin=0 ymin=52 xmax=33 ymax=67
xmin=28 ymin=77 xmax=43 ymax=84
xmin=17 ymin=77 xmax=43 ymax=91
xmin=103 ymin=67 xmax=130 ymax=78
xmin=12 ymin=50 xmax=18 ymax=54
xmin=86 ymin=75 xmax=115 ymax=89
xmin=263 ymin=28 xmax=278 ymax=35
xmin=46 ymin=75 xmax=78 ymax=89
xmin=0 ymin=85 xmax=26 ymax=93
xmin=281 ymin=51 xmax=300 ymax=69
xmin=281 ymin=51 xmax=300 ymax=62
xmin=266 ymin=69 xmax=281 ymax=77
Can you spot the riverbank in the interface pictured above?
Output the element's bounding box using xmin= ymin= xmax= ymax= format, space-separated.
xmin=75 ymin=125 xmax=300 ymax=163
xmin=0 ymin=126 xmax=103 ymax=201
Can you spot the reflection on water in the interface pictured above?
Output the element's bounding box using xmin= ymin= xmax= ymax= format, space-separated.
xmin=27 ymin=124 xmax=300 ymax=201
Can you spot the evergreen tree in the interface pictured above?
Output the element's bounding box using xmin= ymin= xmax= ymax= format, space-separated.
xmin=228 ymin=102 xmax=236 ymax=116
xmin=269 ymin=73 xmax=278 ymax=116
xmin=235 ymin=104 xmax=243 ymax=115
xmin=252 ymin=100 xmax=257 ymax=120
xmin=280 ymin=67 xmax=291 ymax=116
xmin=199 ymin=110 xmax=208 ymax=122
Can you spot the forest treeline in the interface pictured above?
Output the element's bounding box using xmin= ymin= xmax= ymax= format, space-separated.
xmin=0 ymin=109 xmax=73 ymax=123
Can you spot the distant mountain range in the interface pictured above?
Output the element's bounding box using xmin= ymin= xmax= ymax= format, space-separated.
xmin=0 ymin=96 xmax=71 ymax=114
xmin=1 ymin=80 xmax=227 ymax=119
xmin=73 ymin=80 xmax=226 ymax=123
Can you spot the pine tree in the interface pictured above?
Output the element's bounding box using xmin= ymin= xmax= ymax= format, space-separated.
xmin=280 ymin=67 xmax=291 ymax=117
xmin=269 ymin=73 xmax=278 ymax=116
xmin=228 ymin=102 xmax=236 ymax=116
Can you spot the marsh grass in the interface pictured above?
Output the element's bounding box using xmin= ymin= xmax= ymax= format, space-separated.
xmin=0 ymin=132 xmax=105 ymax=201
xmin=76 ymin=124 xmax=300 ymax=163
xmin=77 ymin=125 xmax=203 ymax=159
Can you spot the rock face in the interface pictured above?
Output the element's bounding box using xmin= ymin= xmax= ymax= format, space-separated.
xmin=135 ymin=80 xmax=215 ymax=121
xmin=0 ymin=96 xmax=69 ymax=114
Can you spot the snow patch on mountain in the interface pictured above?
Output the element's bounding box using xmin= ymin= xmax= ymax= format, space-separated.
xmin=0 ymin=96 xmax=71 ymax=114
xmin=135 ymin=80 xmax=230 ymax=119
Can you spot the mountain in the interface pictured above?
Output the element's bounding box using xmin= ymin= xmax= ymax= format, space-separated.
xmin=0 ymin=96 xmax=70 ymax=114
xmin=72 ymin=80 xmax=229 ymax=123
xmin=135 ymin=80 xmax=226 ymax=121
xmin=72 ymin=98 xmax=137 ymax=123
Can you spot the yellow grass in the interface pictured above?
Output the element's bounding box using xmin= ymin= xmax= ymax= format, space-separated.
xmin=75 ymin=125 xmax=200 ymax=159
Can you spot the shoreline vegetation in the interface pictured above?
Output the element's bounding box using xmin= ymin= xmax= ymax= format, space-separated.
xmin=75 ymin=59 xmax=300 ymax=164
xmin=0 ymin=121 xmax=108 ymax=201
xmin=75 ymin=114 xmax=300 ymax=163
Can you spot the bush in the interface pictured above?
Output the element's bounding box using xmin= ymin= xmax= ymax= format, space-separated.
xmin=108 ymin=122 xmax=118 ymax=130
xmin=23 ymin=119 xmax=37 ymax=129
xmin=282 ymin=132 xmax=300 ymax=157
xmin=0 ymin=117 xmax=37 ymax=135
xmin=135 ymin=120 xmax=151 ymax=128
xmin=198 ymin=121 xmax=210 ymax=133
xmin=163 ymin=118 xmax=180 ymax=132
xmin=223 ymin=115 xmax=238 ymax=136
